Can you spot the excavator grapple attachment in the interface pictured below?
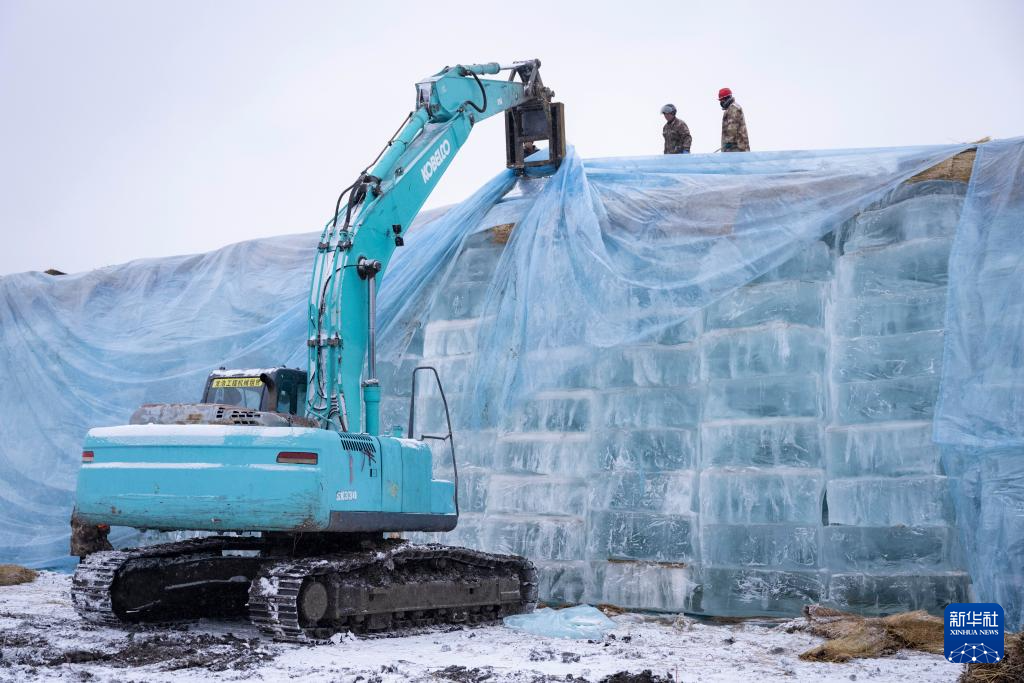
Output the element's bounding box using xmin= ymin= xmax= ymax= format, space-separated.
xmin=503 ymin=59 xmax=566 ymax=172
xmin=506 ymin=100 xmax=566 ymax=171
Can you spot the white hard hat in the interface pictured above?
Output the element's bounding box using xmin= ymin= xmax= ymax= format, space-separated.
xmin=660 ymin=104 xmax=677 ymax=114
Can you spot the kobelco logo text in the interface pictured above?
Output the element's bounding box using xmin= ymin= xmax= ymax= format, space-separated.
xmin=420 ymin=139 xmax=452 ymax=183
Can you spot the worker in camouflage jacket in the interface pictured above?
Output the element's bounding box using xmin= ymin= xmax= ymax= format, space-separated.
xmin=718 ymin=88 xmax=749 ymax=152
xmin=661 ymin=104 xmax=691 ymax=154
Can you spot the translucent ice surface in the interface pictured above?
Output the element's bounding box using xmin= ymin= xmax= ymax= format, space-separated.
xmin=392 ymin=148 xmax=1014 ymax=623
xmin=503 ymin=604 xmax=615 ymax=640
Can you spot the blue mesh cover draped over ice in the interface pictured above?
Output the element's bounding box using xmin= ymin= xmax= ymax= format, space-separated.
xmin=934 ymin=138 xmax=1024 ymax=629
xmin=0 ymin=235 xmax=312 ymax=565
xmin=1 ymin=140 xmax=1021 ymax=626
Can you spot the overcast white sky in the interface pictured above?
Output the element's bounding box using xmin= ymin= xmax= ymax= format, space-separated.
xmin=1 ymin=0 xmax=1022 ymax=275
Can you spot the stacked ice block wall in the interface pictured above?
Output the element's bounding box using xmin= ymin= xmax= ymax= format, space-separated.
xmin=380 ymin=179 xmax=971 ymax=617
xmin=825 ymin=181 xmax=969 ymax=614
xmin=695 ymin=238 xmax=832 ymax=615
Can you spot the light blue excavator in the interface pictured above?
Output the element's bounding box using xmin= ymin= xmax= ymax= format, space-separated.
xmin=69 ymin=60 xmax=565 ymax=641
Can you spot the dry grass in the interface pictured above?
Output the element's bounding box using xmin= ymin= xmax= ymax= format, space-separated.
xmin=791 ymin=604 xmax=1024 ymax=676
xmin=789 ymin=604 xmax=944 ymax=663
xmin=0 ymin=564 xmax=39 ymax=586
xmin=596 ymin=603 xmax=628 ymax=616
xmin=907 ymin=138 xmax=990 ymax=184
xmin=488 ymin=223 xmax=515 ymax=244
xmin=960 ymin=632 xmax=1024 ymax=683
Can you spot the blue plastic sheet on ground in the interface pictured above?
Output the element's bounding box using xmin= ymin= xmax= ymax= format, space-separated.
xmin=503 ymin=605 xmax=615 ymax=640
xmin=1 ymin=140 xmax=1022 ymax=629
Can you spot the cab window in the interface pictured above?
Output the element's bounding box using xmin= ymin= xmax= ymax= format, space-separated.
xmin=207 ymin=378 xmax=264 ymax=409
xmin=276 ymin=386 xmax=294 ymax=414
xmin=275 ymin=378 xmax=307 ymax=415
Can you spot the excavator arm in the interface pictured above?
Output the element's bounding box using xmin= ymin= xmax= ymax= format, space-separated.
xmin=307 ymin=60 xmax=564 ymax=433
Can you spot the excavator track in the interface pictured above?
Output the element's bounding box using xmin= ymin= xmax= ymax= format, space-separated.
xmin=72 ymin=538 xmax=537 ymax=641
xmin=249 ymin=542 xmax=538 ymax=642
xmin=72 ymin=549 xmax=130 ymax=626
xmin=72 ymin=536 xmax=267 ymax=626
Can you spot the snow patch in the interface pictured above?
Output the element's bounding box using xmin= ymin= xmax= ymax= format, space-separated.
xmin=0 ymin=573 xmax=963 ymax=683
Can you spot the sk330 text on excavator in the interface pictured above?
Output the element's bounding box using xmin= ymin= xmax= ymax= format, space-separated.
xmin=69 ymin=60 xmax=566 ymax=642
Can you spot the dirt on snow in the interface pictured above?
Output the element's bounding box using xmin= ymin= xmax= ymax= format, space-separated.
xmin=0 ymin=571 xmax=964 ymax=682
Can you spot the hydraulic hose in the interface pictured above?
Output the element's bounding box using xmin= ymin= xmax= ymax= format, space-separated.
xmin=330 ymin=180 xmax=359 ymax=231
xmin=465 ymin=70 xmax=487 ymax=113
xmin=329 ymin=111 xmax=413 ymax=231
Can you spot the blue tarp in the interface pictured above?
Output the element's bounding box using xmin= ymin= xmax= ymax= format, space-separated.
xmin=936 ymin=138 xmax=1024 ymax=448
xmin=1 ymin=140 xmax=1021 ymax=625
xmin=936 ymin=138 xmax=1024 ymax=628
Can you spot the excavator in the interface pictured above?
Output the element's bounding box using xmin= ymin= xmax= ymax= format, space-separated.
xmin=69 ymin=60 xmax=566 ymax=642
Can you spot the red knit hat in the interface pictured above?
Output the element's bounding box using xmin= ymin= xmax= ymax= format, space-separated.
xmin=718 ymin=87 xmax=732 ymax=100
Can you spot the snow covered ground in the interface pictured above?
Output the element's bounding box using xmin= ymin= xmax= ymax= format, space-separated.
xmin=0 ymin=572 xmax=961 ymax=682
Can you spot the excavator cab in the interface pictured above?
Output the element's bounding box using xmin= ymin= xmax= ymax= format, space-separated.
xmin=126 ymin=367 xmax=314 ymax=428
xmin=201 ymin=368 xmax=307 ymax=415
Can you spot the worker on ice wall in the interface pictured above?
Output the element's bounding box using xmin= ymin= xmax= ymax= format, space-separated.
xmin=718 ymin=88 xmax=750 ymax=152
xmin=661 ymin=104 xmax=692 ymax=154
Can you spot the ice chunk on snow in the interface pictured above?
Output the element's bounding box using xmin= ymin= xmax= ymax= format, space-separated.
xmin=503 ymin=605 xmax=615 ymax=640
